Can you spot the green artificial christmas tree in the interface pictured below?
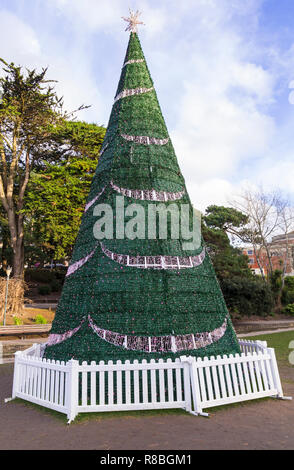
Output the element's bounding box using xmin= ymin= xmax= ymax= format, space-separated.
xmin=44 ymin=12 xmax=240 ymax=363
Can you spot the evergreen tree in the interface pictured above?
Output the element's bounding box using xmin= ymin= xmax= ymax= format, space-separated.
xmin=44 ymin=26 xmax=240 ymax=363
xmin=0 ymin=60 xmax=65 ymax=277
xmin=25 ymin=121 xmax=105 ymax=261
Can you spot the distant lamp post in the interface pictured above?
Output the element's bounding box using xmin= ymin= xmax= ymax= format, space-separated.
xmin=3 ymin=266 xmax=12 ymax=326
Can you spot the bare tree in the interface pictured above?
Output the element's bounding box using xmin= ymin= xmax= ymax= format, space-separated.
xmin=230 ymin=187 xmax=288 ymax=281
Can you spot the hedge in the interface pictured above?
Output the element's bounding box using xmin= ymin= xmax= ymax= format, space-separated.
xmin=220 ymin=276 xmax=274 ymax=317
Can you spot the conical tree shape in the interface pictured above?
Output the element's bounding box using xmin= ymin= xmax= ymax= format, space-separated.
xmin=44 ymin=32 xmax=240 ymax=363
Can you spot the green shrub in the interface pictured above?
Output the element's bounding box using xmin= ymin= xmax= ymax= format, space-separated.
xmin=287 ymin=291 xmax=294 ymax=304
xmin=282 ymin=288 xmax=294 ymax=305
xmin=221 ymin=276 xmax=274 ymax=317
xmin=281 ymin=277 xmax=294 ymax=306
xmin=284 ymin=277 xmax=294 ymax=290
xmin=38 ymin=285 xmax=51 ymax=295
xmin=54 ymin=268 xmax=66 ymax=281
xmin=34 ymin=314 xmax=47 ymax=324
xmin=50 ymin=279 xmax=62 ymax=292
xmin=25 ymin=269 xmax=55 ymax=283
xmin=282 ymin=304 xmax=294 ymax=316
xmin=25 ymin=267 xmax=66 ymax=285
xmin=13 ymin=316 xmax=23 ymax=325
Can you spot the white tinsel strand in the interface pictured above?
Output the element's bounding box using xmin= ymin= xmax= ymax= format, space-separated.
xmin=123 ymin=59 xmax=144 ymax=68
xmin=100 ymin=241 xmax=206 ymax=270
xmin=114 ymin=87 xmax=154 ymax=103
xmin=84 ymin=186 xmax=106 ymax=212
xmin=110 ymin=180 xmax=185 ymax=201
xmin=45 ymin=316 xmax=228 ymax=352
xmin=121 ymin=133 xmax=169 ymax=145
xmin=66 ymin=245 xmax=98 ymax=277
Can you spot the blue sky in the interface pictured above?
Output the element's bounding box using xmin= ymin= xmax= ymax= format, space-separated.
xmin=1 ymin=0 xmax=294 ymax=210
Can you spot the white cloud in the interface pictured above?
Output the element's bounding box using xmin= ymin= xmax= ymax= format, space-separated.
xmin=230 ymin=62 xmax=275 ymax=103
xmin=172 ymin=81 xmax=275 ymax=181
xmin=51 ymin=0 xmax=124 ymax=33
xmin=50 ymin=0 xmax=168 ymax=40
xmin=0 ymin=9 xmax=41 ymax=60
xmin=163 ymin=0 xmax=279 ymax=209
xmin=1 ymin=0 xmax=293 ymax=210
xmin=261 ymin=160 xmax=294 ymax=194
xmin=0 ymin=7 xmax=104 ymax=122
xmin=186 ymin=178 xmax=235 ymax=212
xmin=44 ymin=54 xmax=104 ymax=122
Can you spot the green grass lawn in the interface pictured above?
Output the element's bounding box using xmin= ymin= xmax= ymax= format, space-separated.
xmin=242 ymin=330 xmax=294 ymax=367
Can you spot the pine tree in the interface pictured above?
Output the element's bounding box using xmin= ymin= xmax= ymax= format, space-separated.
xmin=44 ymin=21 xmax=240 ymax=363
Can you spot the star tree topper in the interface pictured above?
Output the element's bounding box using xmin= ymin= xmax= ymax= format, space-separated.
xmin=122 ymin=9 xmax=145 ymax=33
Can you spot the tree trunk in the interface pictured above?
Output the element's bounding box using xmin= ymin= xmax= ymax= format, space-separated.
xmin=1 ymin=226 xmax=9 ymax=270
xmin=276 ymin=291 xmax=282 ymax=313
xmin=264 ymin=242 xmax=273 ymax=278
xmin=6 ymin=207 xmax=24 ymax=279
xmin=277 ymin=238 xmax=290 ymax=312
xmin=13 ymin=241 xmax=24 ymax=278
xmin=253 ymin=244 xmax=266 ymax=281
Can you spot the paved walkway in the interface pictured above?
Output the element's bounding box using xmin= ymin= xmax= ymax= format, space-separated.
xmin=238 ymin=327 xmax=294 ymax=337
xmin=24 ymin=303 xmax=57 ymax=309
xmin=0 ymin=362 xmax=293 ymax=450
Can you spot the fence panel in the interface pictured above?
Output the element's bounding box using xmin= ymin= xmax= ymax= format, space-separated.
xmin=189 ymin=346 xmax=282 ymax=414
xmin=12 ymin=352 xmax=69 ymax=415
xmin=75 ymin=358 xmax=186 ymax=416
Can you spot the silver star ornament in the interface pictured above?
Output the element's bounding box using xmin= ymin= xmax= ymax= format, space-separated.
xmin=122 ymin=9 xmax=145 ymax=33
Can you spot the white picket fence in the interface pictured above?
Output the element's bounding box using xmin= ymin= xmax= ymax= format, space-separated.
xmin=6 ymin=339 xmax=291 ymax=422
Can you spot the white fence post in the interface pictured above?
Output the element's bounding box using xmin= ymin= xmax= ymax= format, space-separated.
xmin=5 ymin=350 xmax=22 ymax=402
xmin=0 ymin=342 xmax=3 ymax=365
xmin=267 ymin=347 xmax=284 ymax=398
xmin=267 ymin=347 xmax=292 ymax=401
xmin=12 ymin=351 xmax=22 ymax=399
xmin=180 ymin=356 xmax=192 ymax=414
xmin=35 ymin=343 xmax=41 ymax=358
xmin=189 ymin=357 xmax=203 ymax=415
xmin=255 ymin=340 xmax=267 ymax=351
xmin=66 ymin=359 xmax=79 ymax=423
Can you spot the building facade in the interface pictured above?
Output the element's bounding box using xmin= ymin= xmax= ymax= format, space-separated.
xmin=242 ymin=231 xmax=294 ymax=277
